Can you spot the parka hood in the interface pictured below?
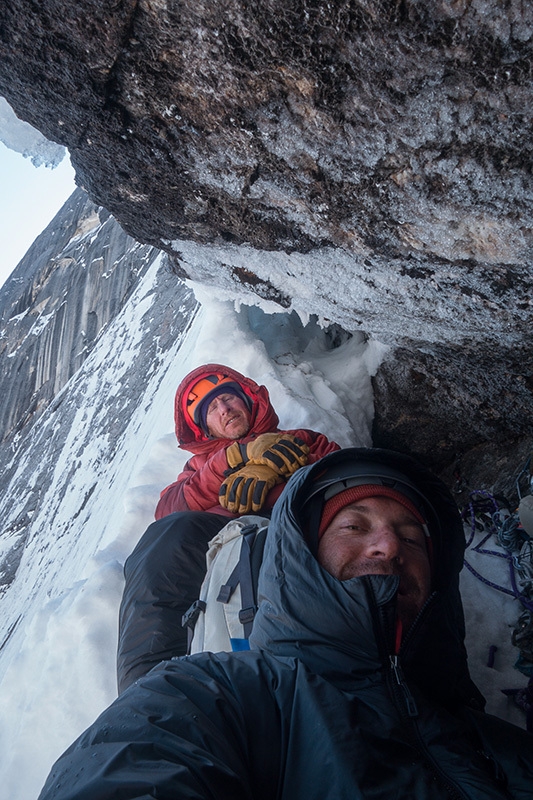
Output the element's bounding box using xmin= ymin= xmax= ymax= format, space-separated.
xmin=250 ymin=448 xmax=485 ymax=710
xmin=174 ymin=364 xmax=280 ymax=454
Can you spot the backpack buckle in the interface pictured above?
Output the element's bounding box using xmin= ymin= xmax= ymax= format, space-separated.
xmin=181 ymin=599 xmax=206 ymax=629
xmin=238 ymin=606 xmax=257 ymax=625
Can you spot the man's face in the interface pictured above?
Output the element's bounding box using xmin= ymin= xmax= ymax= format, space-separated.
xmin=205 ymin=392 xmax=252 ymax=439
xmin=317 ymin=496 xmax=431 ymax=631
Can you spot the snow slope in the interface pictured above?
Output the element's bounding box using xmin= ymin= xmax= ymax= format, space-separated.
xmin=0 ymin=259 xmax=529 ymax=799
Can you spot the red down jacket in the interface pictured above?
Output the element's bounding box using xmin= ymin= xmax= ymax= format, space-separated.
xmin=155 ymin=363 xmax=340 ymax=519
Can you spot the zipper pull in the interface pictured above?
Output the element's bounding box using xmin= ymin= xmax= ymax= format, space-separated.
xmin=390 ymin=655 xmax=419 ymax=718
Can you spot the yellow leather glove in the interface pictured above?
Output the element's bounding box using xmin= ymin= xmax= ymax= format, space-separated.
xmin=226 ymin=433 xmax=310 ymax=477
xmin=219 ymin=464 xmax=283 ymax=514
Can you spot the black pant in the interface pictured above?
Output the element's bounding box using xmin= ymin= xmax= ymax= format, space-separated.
xmin=117 ymin=511 xmax=229 ymax=694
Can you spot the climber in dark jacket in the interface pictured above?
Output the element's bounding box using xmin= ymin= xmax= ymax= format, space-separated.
xmin=40 ymin=448 xmax=533 ymax=800
xmin=117 ymin=363 xmax=339 ymax=692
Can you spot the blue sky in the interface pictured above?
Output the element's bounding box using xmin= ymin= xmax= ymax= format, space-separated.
xmin=0 ymin=143 xmax=76 ymax=288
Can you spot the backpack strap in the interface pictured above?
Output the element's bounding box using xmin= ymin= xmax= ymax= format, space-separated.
xmin=238 ymin=525 xmax=259 ymax=639
xmin=217 ymin=523 xmax=268 ymax=640
xmin=216 ymin=561 xmax=242 ymax=604
xmin=183 ymin=517 xmax=269 ymax=654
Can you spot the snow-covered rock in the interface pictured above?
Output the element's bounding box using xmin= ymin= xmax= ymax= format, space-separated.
xmin=0 ymin=97 xmax=64 ymax=168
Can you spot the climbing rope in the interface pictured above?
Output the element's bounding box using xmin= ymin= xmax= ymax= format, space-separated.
xmin=462 ymin=491 xmax=523 ymax=603
xmin=462 ymin=490 xmax=533 ymax=612
xmin=459 ymin=453 xmax=533 ymax=729
xmin=462 ymin=482 xmax=533 ymax=729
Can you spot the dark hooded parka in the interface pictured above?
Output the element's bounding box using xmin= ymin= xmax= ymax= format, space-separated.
xmin=40 ymin=449 xmax=533 ymax=800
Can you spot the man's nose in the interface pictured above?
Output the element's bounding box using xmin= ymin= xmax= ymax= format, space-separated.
xmin=365 ymin=528 xmax=402 ymax=560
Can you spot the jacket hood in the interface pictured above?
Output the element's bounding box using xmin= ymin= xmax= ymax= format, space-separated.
xmin=174 ymin=364 xmax=280 ymax=454
xmin=250 ymin=447 xmax=485 ymax=710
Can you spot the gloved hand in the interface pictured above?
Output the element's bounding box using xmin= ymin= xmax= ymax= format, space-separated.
xmin=226 ymin=433 xmax=310 ymax=477
xmin=219 ymin=464 xmax=283 ymax=514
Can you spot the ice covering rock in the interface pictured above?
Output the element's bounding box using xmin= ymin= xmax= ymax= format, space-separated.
xmin=0 ymin=96 xmax=64 ymax=168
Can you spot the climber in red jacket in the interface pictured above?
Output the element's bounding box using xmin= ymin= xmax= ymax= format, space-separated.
xmin=117 ymin=364 xmax=339 ymax=692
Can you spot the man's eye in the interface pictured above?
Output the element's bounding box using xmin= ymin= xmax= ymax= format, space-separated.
xmin=208 ymin=395 xmax=230 ymax=413
xmin=402 ymin=535 xmax=424 ymax=547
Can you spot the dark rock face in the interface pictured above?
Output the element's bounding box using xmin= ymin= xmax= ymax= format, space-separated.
xmin=0 ymin=1 xmax=531 ymax=491
xmin=0 ymin=2 xmax=531 ymax=338
xmin=372 ymin=344 xmax=533 ymax=505
xmin=0 ymin=188 xmax=160 ymax=442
